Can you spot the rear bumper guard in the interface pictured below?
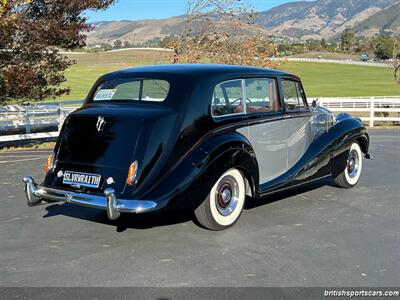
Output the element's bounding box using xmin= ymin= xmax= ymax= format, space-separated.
xmin=22 ymin=176 xmax=157 ymax=220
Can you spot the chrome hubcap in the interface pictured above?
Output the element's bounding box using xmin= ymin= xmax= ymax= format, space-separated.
xmin=347 ymin=149 xmax=360 ymax=178
xmin=221 ymin=188 xmax=232 ymax=203
xmin=215 ymin=175 xmax=239 ymax=216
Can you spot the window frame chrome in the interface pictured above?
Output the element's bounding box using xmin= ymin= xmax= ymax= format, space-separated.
xmin=211 ymin=78 xmax=247 ymax=119
xmin=244 ymin=77 xmax=282 ymax=117
xmin=281 ymin=78 xmax=310 ymax=114
xmin=211 ymin=77 xmax=283 ymax=120
xmin=90 ymin=78 xmax=171 ymax=103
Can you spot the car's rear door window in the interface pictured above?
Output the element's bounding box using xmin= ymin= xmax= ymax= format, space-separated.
xmin=92 ymin=79 xmax=170 ymax=102
xmin=245 ymin=78 xmax=281 ymax=114
xmin=212 ymin=79 xmax=245 ymax=117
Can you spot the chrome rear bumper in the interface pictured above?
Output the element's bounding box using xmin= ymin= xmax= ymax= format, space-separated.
xmin=22 ymin=176 xmax=157 ymax=220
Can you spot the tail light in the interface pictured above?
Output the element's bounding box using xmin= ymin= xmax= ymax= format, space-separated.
xmin=126 ymin=160 xmax=139 ymax=185
xmin=44 ymin=153 xmax=55 ymax=174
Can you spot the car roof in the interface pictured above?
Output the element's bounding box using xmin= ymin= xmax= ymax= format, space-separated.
xmin=106 ymin=64 xmax=296 ymax=79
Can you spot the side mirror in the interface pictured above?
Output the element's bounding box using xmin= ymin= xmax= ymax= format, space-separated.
xmin=311 ymin=100 xmax=317 ymax=108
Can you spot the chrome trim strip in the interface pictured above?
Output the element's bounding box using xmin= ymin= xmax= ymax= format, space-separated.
xmin=260 ymin=174 xmax=331 ymax=197
xmin=22 ymin=176 xmax=157 ymax=220
xmin=211 ymin=79 xmax=247 ymax=120
xmin=242 ymin=78 xmax=247 ymax=114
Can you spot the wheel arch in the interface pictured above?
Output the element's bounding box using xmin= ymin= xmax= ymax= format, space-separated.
xmin=155 ymin=131 xmax=260 ymax=211
xmin=198 ymin=131 xmax=260 ymax=199
xmin=327 ymin=118 xmax=369 ymax=179
xmin=357 ymin=134 xmax=369 ymax=154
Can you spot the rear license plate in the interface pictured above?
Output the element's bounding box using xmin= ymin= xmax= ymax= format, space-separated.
xmin=63 ymin=171 xmax=101 ymax=188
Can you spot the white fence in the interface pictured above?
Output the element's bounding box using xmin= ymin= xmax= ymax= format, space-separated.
xmin=284 ymin=58 xmax=391 ymax=68
xmin=0 ymin=97 xmax=399 ymax=144
xmin=312 ymin=96 xmax=400 ymax=127
xmin=0 ymin=100 xmax=83 ymax=144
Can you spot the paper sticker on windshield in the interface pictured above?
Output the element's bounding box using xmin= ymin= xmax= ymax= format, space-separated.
xmin=93 ymin=89 xmax=116 ymax=101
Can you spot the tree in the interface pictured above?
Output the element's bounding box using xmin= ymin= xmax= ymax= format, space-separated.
xmin=341 ymin=28 xmax=355 ymax=51
xmin=103 ymin=43 xmax=113 ymax=51
xmin=160 ymin=35 xmax=176 ymax=48
xmin=394 ymin=39 xmax=400 ymax=85
xmin=306 ymin=39 xmax=322 ymax=51
xmin=170 ymin=0 xmax=278 ymax=68
xmin=372 ymin=35 xmax=395 ymax=60
xmin=113 ymin=39 xmax=122 ymax=49
xmin=320 ymin=38 xmax=327 ymax=49
xmin=0 ymin=0 xmax=115 ymax=105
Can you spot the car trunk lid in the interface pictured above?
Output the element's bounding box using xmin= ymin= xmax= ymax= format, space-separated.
xmin=57 ymin=112 xmax=142 ymax=169
xmin=51 ymin=104 xmax=179 ymax=196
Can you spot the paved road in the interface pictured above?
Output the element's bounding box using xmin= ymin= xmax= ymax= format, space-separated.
xmin=0 ymin=130 xmax=399 ymax=287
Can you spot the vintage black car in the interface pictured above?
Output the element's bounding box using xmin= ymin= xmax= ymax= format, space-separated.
xmin=23 ymin=64 xmax=372 ymax=230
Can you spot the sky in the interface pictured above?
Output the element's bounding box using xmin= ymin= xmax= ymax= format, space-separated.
xmin=86 ymin=0 xmax=304 ymax=22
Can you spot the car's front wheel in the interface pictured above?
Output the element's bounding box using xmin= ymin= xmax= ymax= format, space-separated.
xmin=334 ymin=142 xmax=363 ymax=188
xmin=194 ymin=168 xmax=246 ymax=230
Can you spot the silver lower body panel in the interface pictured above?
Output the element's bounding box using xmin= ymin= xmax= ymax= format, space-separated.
xmin=22 ymin=176 xmax=158 ymax=220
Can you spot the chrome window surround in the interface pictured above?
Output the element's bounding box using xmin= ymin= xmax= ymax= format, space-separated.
xmin=211 ymin=79 xmax=246 ymax=119
xmin=244 ymin=78 xmax=281 ymax=115
xmin=90 ymin=78 xmax=171 ymax=103
xmin=281 ymin=79 xmax=309 ymax=113
xmin=211 ymin=78 xmax=281 ymax=119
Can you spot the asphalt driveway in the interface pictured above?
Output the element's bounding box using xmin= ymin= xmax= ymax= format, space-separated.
xmin=0 ymin=129 xmax=399 ymax=287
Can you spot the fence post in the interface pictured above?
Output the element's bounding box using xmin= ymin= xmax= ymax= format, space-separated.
xmin=57 ymin=102 xmax=65 ymax=132
xmin=24 ymin=109 xmax=31 ymax=134
xmin=369 ymin=97 xmax=375 ymax=128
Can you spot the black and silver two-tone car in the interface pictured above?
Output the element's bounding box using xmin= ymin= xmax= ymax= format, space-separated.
xmin=23 ymin=64 xmax=371 ymax=230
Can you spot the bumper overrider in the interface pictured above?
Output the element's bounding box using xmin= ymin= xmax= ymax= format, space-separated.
xmin=22 ymin=176 xmax=158 ymax=220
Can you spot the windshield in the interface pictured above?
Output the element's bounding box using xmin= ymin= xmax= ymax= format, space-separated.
xmin=92 ymin=78 xmax=170 ymax=102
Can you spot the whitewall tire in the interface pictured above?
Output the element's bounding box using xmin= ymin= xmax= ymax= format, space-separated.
xmin=334 ymin=142 xmax=363 ymax=188
xmin=194 ymin=168 xmax=246 ymax=230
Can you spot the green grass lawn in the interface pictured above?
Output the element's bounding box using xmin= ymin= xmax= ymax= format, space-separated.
xmin=59 ymin=50 xmax=172 ymax=101
xmin=282 ymin=61 xmax=399 ymax=97
xmin=58 ymin=50 xmax=400 ymax=101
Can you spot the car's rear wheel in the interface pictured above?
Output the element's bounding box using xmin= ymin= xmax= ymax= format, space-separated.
xmin=194 ymin=168 xmax=246 ymax=230
xmin=334 ymin=142 xmax=363 ymax=188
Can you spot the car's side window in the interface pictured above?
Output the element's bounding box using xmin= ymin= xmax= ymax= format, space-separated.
xmin=245 ymin=78 xmax=281 ymax=114
xmin=282 ymin=80 xmax=307 ymax=111
xmin=296 ymin=82 xmax=307 ymax=109
xmin=212 ymin=79 xmax=244 ymax=117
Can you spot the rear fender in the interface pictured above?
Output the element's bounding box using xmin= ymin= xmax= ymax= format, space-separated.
xmin=142 ymin=131 xmax=259 ymax=210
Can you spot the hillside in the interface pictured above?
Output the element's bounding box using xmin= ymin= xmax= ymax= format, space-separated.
xmin=255 ymin=0 xmax=398 ymax=39
xmin=86 ymin=17 xmax=185 ymax=45
xmin=353 ymin=1 xmax=400 ymax=36
xmin=86 ymin=0 xmax=400 ymax=45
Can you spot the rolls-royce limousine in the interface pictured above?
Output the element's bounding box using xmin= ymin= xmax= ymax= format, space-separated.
xmin=23 ymin=64 xmax=372 ymax=230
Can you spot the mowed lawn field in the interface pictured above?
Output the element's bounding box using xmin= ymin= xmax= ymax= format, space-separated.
xmin=59 ymin=49 xmax=399 ymax=101
xmin=282 ymin=62 xmax=399 ymax=97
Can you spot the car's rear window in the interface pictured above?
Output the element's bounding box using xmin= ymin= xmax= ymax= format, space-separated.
xmin=92 ymin=78 xmax=170 ymax=102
